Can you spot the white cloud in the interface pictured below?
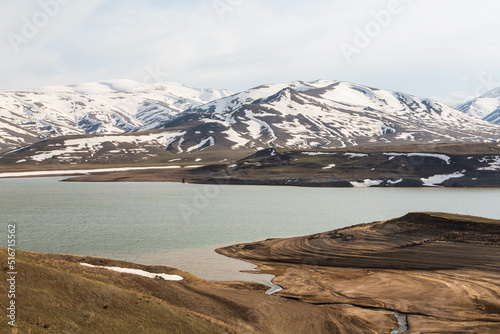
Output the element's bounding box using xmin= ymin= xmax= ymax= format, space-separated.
xmin=0 ymin=0 xmax=499 ymax=102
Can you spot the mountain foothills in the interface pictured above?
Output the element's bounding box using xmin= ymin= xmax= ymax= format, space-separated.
xmin=0 ymin=79 xmax=499 ymax=166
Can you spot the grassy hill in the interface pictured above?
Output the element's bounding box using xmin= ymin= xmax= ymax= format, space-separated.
xmin=0 ymin=249 xmax=234 ymax=334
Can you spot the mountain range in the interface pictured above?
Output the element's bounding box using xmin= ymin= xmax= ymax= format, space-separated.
xmin=166 ymin=80 xmax=500 ymax=150
xmin=0 ymin=79 xmax=231 ymax=151
xmin=0 ymin=79 xmax=499 ymax=165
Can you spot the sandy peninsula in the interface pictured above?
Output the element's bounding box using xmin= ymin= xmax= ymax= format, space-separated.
xmin=218 ymin=212 xmax=500 ymax=333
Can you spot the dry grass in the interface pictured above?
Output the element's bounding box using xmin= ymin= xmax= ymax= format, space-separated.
xmin=0 ymin=249 xmax=234 ymax=334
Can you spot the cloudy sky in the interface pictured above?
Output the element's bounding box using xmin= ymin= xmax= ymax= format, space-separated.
xmin=1 ymin=0 xmax=499 ymax=105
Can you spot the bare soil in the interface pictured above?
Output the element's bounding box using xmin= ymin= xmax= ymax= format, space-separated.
xmin=217 ymin=212 xmax=500 ymax=333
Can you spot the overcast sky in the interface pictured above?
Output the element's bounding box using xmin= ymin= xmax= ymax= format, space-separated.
xmin=1 ymin=0 xmax=499 ymax=105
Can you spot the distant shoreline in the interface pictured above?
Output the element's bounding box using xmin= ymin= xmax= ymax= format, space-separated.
xmin=0 ymin=166 xmax=184 ymax=179
xmin=1 ymin=142 xmax=499 ymax=187
xmin=2 ymin=168 xmax=500 ymax=188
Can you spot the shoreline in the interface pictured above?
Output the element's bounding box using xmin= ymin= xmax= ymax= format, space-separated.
xmin=2 ymin=168 xmax=500 ymax=188
xmin=129 ymin=244 xmax=283 ymax=294
xmin=1 ymin=142 xmax=499 ymax=187
xmin=216 ymin=212 xmax=500 ymax=332
xmin=0 ymin=166 xmax=183 ymax=178
xmin=14 ymin=241 xmax=284 ymax=294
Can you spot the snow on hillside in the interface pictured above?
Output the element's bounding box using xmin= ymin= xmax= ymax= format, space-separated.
xmin=177 ymin=80 xmax=500 ymax=150
xmin=29 ymin=131 xmax=186 ymax=162
xmin=456 ymin=87 xmax=500 ymax=124
xmin=183 ymin=80 xmax=336 ymax=116
xmin=0 ymin=79 xmax=232 ymax=150
xmin=2 ymin=79 xmax=500 ymax=159
xmin=80 ymin=263 xmax=183 ymax=281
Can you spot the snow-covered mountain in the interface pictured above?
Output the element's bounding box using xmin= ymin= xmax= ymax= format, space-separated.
xmin=0 ymin=79 xmax=232 ymax=151
xmin=154 ymin=80 xmax=500 ymax=152
xmin=456 ymin=87 xmax=500 ymax=124
xmin=1 ymin=79 xmax=500 ymax=165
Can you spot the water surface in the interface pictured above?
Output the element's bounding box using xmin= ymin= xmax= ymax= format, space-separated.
xmin=1 ymin=177 xmax=499 ymax=281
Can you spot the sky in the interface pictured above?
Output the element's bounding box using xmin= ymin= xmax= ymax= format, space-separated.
xmin=1 ymin=0 xmax=499 ymax=106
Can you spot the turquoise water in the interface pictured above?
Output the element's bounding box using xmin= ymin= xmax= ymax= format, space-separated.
xmin=1 ymin=177 xmax=499 ymax=280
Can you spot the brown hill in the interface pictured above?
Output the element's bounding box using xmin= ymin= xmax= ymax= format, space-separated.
xmin=217 ymin=212 xmax=500 ymax=333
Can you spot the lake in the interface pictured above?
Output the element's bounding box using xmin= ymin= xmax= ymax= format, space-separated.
xmin=1 ymin=177 xmax=499 ymax=283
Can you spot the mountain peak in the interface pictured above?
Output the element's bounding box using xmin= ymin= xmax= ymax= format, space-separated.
xmin=456 ymin=87 xmax=500 ymax=123
xmin=478 ymin=87 xmax=500 ymax=99
xmin=33 ymin=79 xmax=233 ymax=97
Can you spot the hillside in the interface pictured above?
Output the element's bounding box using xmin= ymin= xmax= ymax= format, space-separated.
xmin=0 ymin=248 xmax=400 ymax=333
xmin=217 ymin=212 xmax=500 ymax=333
xmin=182 ymin=142 xmax=500 ymax=187
xmin=170 ymin=80 xmax=500 ymax=150
xmin=1 ymin=80 xmax=499 ymax=166
xmin=456 ymin=87 xmax=500 ymax=124
xmin=0 ymin=248 xmax=236 ymax=333
xmin=0 ymin=79 xmax=232 ymax=151
xmin=61 ymin=142 xmax=500 ymax=187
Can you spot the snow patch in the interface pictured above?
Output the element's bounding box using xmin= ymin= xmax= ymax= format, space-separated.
xmin=384 ymin=153 xmax=451 ymax=164
xmin=322 ymin=164 xmax=336 ymax=169
xmin=421 ymin=172 xmax=464 ymax=186
xmin=223 ymin=127 xmax=250 ymax=149
xmin=80 ymin=263 xmax=183 ymax=281
xmin=477 ymin=156 xmax=500 ymax=170
xmin=351 ymin=179 xmax=383 ymax=187
xmin=395 ymin=132 xmax=415 ymax=141
xmin=387 ymin=179 xmax=403 ymax=185
xmin=29 ymin=131 xmax=185 ymax=161
xmin=301 ymin=152 xmax=336 ymax=156
xmin=344 ymin=152 xmax=368 ymax=158
xmin=186 ymin=136 xmax=215 ymax=152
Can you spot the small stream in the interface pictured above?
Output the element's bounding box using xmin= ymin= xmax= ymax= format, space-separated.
xmin=264 ymin=281 xmax=283 ymax=295
xmin=390 ymin=311 xmax=408 ymax=334
xmin=328 ymin=303 xmax=408 ymax=333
